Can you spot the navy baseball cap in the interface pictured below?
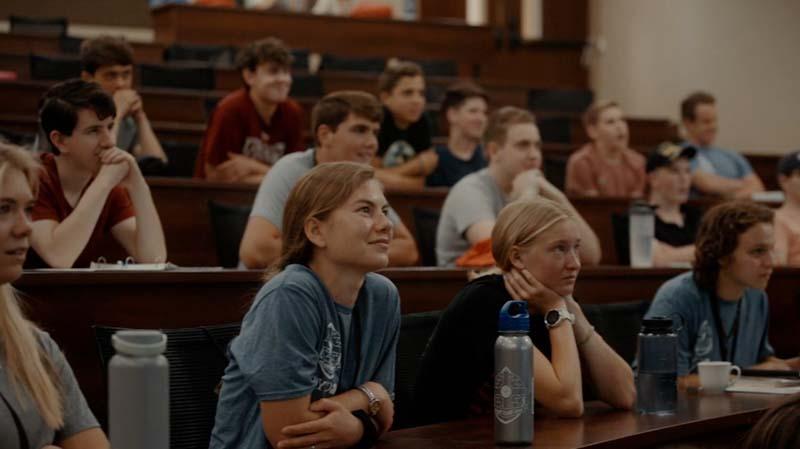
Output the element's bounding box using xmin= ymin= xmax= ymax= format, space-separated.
xmin=646 ymin=142 xmax=697 ymax=173
xmin=777 ymin=150 xmax=800 ymax=176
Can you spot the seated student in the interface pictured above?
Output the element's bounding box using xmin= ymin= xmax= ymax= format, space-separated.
xmin=28 ymin=79 xmax=167 ymax=269
xmin=239 ymin=91 xmax=418 ymax=269
xmin=211 ymin=162 xmax=399 ymax=449
xmin=415 ymin=199 xmax=635 ymax=425
xmin=645 ymin=142 xmax=702 ymax=267
xmin=0 ymin=143 xmax=109 ymax=449
xmin=380 ymin=81 xmax=489 ymax=189
xmin=80 ymin=36 xmax=167 ymax=165
xmin=195 ymin=37 xmax=303 ymax=183
xmin=644 ymin=201 xmax=800 ymax=389
xmin=376 ymin=61 xmax=431 ymax=168
xmin=680 ymin=92 xmax=765 ymax=198
xmin=565 ymin=100 xmax=646 ymax=197
xmin=774 ymin=150 xmax=800 ymax=265
xmin=436 ymin=106 xmax=601 ymax=267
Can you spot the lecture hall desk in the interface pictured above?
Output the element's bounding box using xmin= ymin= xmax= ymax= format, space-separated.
xmin=14 ymin=266 xmax=800 ymax=424
xmin=377 ymin=391 xmax=784 ymax=448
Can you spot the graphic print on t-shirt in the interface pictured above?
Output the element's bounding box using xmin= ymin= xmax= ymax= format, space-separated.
xmin=692 ymin=320 xmax=714 ymax=368
xmin=494 ymin=366 xmax=527 ymax=424
xmin=242 ymin=136 xmax=286 ymax=165
xmin=316 ymin=322 xmax=342 ymax=395
xmin=382 ymin=140 xmax=416 ymax=167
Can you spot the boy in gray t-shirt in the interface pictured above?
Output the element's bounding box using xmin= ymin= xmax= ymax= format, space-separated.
xmin=434 ymin=107 xmax=602 ymax=267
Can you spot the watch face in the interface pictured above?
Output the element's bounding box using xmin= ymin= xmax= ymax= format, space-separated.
xmin=545 ymin=310 xmax=560 ymax=325
xmin=369 ymin=400 xmax=381 ymax=416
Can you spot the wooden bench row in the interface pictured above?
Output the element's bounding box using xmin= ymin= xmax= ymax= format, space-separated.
xmin=0 ymin=79 xmax=678 ymax=147
xmin=0 ymin=51 xmax=537 ymax=108
xmin=142 ymin=178 xmax=783 ymax=268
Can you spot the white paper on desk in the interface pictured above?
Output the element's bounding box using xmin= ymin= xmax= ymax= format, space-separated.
xmin=89 ymin=262 xmax=178 ymax=271
xmin=726 ymin=377 xmax=800 ymax=395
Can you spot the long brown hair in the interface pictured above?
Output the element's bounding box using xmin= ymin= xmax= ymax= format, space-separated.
xmin=0 ymin=143 xmax=64 ymax=428
xmin=739 ymin=394 xmax=800 ymax=449
xmin=267 ymin=162 xmax=376 ymax=277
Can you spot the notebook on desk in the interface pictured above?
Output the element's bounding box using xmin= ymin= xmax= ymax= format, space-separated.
xmin=726 ymin=377 xmax=800 ymax=395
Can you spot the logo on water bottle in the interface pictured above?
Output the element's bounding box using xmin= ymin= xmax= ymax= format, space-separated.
xmin=494 ymin=367 xmax=528 ymax=424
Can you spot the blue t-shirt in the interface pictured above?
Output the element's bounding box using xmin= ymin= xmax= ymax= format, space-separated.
xmin=688 ymin=144 xmax=754 ymax=180
xmin=644 ymin=271 xmax=774 ymax=376
xmin=425 ymin=144 xmax=487 ymax=188
xmin=210 ymin=264 xmax=401 ymax=449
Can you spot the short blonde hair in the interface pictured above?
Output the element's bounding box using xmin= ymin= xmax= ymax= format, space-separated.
xmin=492 ymin=199 xmax=575 ymax=271
xmin=582 ymin=100 xmax=620 ymax=128
xmin=0 ymin=143 xmax=40 ymax=196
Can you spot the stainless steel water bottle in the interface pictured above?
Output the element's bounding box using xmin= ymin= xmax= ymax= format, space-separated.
xmin=109 ymin=329 xmax=170 ymax=449
xmin=495 ymin=300 xmax=534 ymax=445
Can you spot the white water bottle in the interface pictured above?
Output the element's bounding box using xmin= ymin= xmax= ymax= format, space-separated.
xmin=629 ymin=201 xmax=655 ymax=268
xmin=109 ymin=330 xmax=170 ymax=449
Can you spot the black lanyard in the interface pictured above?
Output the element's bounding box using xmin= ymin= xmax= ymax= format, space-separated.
xmin=709 ymin=295 xmax=742 ymax=362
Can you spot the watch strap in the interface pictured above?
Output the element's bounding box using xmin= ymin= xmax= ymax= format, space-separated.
xmin=357 ymin=384 xmax=380 ymax=416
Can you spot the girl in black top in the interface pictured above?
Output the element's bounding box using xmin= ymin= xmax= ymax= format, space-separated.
xmin=414 ymin=199 xmax=635 ymax=425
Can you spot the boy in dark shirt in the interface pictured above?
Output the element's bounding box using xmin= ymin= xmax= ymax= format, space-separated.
xmin=376 ymin=61 xmax=431 ymax=168
xmin=380 ymin=81 xmax=489 ymax=189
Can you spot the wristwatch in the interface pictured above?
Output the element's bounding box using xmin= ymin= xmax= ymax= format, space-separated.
xmin=544 ymin=308 xmax=575 ymax=329
xmin=357 ymin=384 xmax=381 ymax=417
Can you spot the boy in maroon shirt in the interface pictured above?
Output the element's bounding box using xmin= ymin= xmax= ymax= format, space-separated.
xmin=195 ymin=37 xmax=304 ymax=183
xmin=29 ymin=79 xmax=166 ymax=268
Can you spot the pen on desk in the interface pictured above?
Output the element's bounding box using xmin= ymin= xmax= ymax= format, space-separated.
xmin=741 ymin=369 xmax=800 ymax=378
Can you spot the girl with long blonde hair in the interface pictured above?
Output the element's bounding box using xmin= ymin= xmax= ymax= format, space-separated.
xmin=0 ymin=143 xmax=108 ymax=449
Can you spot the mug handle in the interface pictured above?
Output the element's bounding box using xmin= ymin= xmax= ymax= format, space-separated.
xmin=728 ymin=365 xmax=742 ymax=385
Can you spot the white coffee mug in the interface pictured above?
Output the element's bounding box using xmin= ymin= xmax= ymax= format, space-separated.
xmin=698 ymin=361 xmax=741 ymax=393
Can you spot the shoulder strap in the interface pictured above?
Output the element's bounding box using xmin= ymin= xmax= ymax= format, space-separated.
xmin=0 ymin=389 xmax=30 ymax=449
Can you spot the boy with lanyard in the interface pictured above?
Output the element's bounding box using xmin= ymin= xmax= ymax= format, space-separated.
xmin=644 ymin=201 xmax=800 ymax=388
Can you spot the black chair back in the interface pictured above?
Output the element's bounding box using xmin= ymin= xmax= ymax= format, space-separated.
xmin=290 ymin=74 xmax=324 ymax=97
xmin=161 ymin=140 xmax=200 ymax=178
xmin=139 ymin=64 xmax=215 ymax=91
xmin=580 ymin=299 xmax=651 ymax=364
xmin=164 ymin=43 xmax=236 ymax=68
xmin=29 ymin=54 xmax=81 ymax=81
xmin=93 ymin=323 xmax=241 ymax=449
xmin=411 ymin=207 xmax=441 ymax=266
xmin=416 ymin=59 xmax=457 ymax=77
xmin=208 ymin=201 xmax=252 ymax=267
xmin=290 ymin=49 xmax=310 ymax=71
xmin=394 ymin=310 xmax=442 ymax=429
xmin=319 ymin=54 xmax=386 ymax=73
xmin=611 ymin=212 xmax=631 ymax=266
xmin=542 ymin=152 xmax=568 ymax=191
xmin=536 ymin=116 xmax=572 ymax=144
xmin=58 ymin=36 xmax=83 ymax=54
xmin=527 ymin=88 xmax=594 ymax=113
xmin=10 ymin=15 xmax=67 ymax=36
